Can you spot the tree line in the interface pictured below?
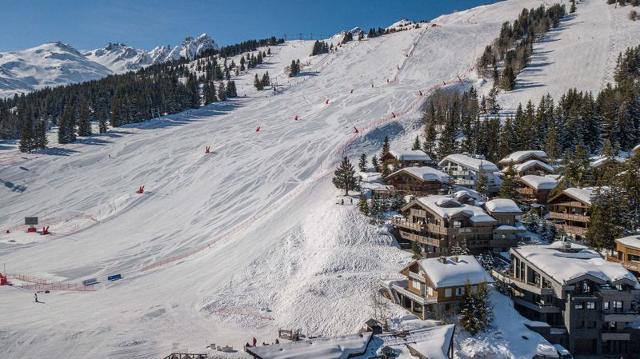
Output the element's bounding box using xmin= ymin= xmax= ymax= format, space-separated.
xmin=2 ymin=36 xmax=284 ymax=150
xmin=477 ymin=4 xmax=566 ymax=90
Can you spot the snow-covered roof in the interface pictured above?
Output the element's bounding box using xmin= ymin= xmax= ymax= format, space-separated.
xmin=510 ymin=160 xmax=554 ymax=174
xmin=439 ymin=154 xmax=498 ymax=172
xmin=246 ymin=332 xmax=372 ymax=359
xmin=589 ymin=155 xmax=625 ymax=168
xmin=562 ymin=187 xmax=598 ymax=206
xmin=389 ymin=150 xmax=431 ymax=162
xmin=632 ymin=144 xmax=640 ymax=153
xmin=405 ymin=324 xmax=455 ymax=359
xmin=485 ymin=198 xmax=522 ymax=214
xmin=512 ymin=242 xmax=638 ymax=286
xmin=388 ymin=166 xmax=449 ymax=183
xmin=520 ymin=175 xmax=558 ymax=191
xmin=495 ymin=225 xmax=522 ymax=232
xmin=616 ymin=235 xmax=640 ymax=250
xmin=414 ymin=195 xmax=496 ymax=223
xmin=417 ymin=255 xmax=494 ymax=288
xmin=499 ymin=150 xmax=548 ymax=165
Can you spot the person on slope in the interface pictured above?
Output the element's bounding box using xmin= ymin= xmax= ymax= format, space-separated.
xmin=34 ymin=293 xmax=38 ymax=303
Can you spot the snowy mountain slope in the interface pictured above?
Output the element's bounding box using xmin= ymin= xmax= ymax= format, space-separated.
xmin=85 ymin=33 xmax=217 ymax=74
xmin=0 ymin=42 xmax=112 ymax=98
xmin=0 ymin=1 xmax=580 ymax=358
xmin=495 ymin=0 xmax=640 ymax=111
xmin=0 ymin=34 xmax=217 ymax=98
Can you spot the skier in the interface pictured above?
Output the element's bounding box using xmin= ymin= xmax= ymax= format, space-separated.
xmin=353 ymin=127 xmax=359 ymax=134
xmin=256 ymin=126 xmax=261 ymax=132
xmin=341 ymin=199 xmax=344 ymax=205
xmin=294 ymin=115 xmax=299 ymax=121
xmin=350 ymin=89 xmax=353 ymax=94
xmin=350 ymin=198 xmax=353 ymax=204
xmin=325 ymin=99 xmax=329 ymax=105
xmin=34 ymin=293 xmax=38 ymax=303
xmin=419 ymin=90 xmax=423 ymax=96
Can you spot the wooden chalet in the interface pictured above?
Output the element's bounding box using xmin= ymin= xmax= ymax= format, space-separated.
xmin=392 ymin=195 xmax=497 ymax=256
xmin=608 ymin=235 xmax=640 ymax=277
xmin=515 ymin=175 xmax=558 ymax=205
xmin=391 ymin=255 xmax=493 ymax=319
xmin=385 ymin=166 xmax=450 ymax=196
xmin=498 ymin=150 xmax=549 ymax=167
xmin=547 ymin=187 xmax=596 ymax=239
xmin=381 ymin=150 xmax=432 ymax=170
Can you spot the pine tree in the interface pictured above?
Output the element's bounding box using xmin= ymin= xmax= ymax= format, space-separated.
xmin=332 ymin=157 xmax=359 ymax=195
xmin=475 ymin=169 xmax=488 ymax=195
xmin=570 ymin=0 xmax=577 ymax=13
xmin=459 ymin=281 xmax=478 ymax=333
xmin=381 ymin=136 xmax=390 ymax=158
xmin=226 ymin=81 xmax=238 ymax=98
xmin=499 ymin=162 xmax=518 ymax=199
xmin=77 ymin=99 xmax=92 ymax=137
xmin=358 ymin=194 xmax=369 ymax=216
xmin=254 ymin=74 xmax=264 ymax=90
xmin=501 ymin=64 xmax=516 ymax=90
xmin=261 ymin=72 xmax=270 ymax=87
xmin=371 ymin=155 xmax=380 ymax=172
xmin=586 ymin=187 xmax=626 ymax=253
xmin=19 ymin=116 xmax=34 ymax=153
xmin=412 ymin=135 xmax=421 ymax=150
xmin=358 ymin=153 xmax=367 ymax=172
xmin=34 ymin=120 xmax=48 ymax=150
xmin=217 ymin=82 xmax=227 ymax=101
xmin=423 ymin=122 xmax=437 ymax=159
xmin=58 ymin=105 xmax=76 ymax=144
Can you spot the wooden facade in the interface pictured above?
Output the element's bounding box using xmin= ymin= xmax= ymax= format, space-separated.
xmin=608 ymin=237 xmax=640 ymax=277
xmin=393 ymin=200 xmax=496 ymax=256
xmin=515 ymin=180 xmax=553 ymax=205
xmin=547 ymin=192 xmax=591 ymax=239
xmin=385 ymin=170 xmax=448 ymax=196
xmin=380 ymin=151 xmax=431 ymax=170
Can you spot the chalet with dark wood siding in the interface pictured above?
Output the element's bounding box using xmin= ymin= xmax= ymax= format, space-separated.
xmin=385 ymin=166 xmax=450 ymax=196
xmin=381 ymin=150 xmax=432 ymax=171
xmin=391 ymin=255 xmax=493 ymax=319
xmin=547 ymin=187 xmax=597 ymax=240
xmin=516 ymin=175 xmax=558 ymax=205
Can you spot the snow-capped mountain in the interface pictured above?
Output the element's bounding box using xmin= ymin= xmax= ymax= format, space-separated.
xmin=0 ymin=34 xmax=217 ymax=98
xmin=83 ymin=42 xmax=153 ymax=74
xmin=0 ymin=42 xmax=112 ymax=98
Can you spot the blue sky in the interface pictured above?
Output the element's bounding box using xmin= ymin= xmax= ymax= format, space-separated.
xmin=0 ymin=0 xmax=496 ymax=52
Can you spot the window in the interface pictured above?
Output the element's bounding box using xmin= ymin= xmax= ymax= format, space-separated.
xmin=455 ymin=287 xmax=464 ymax=296
xmin=412 ymin=279 xmax=421 ymax=292
xmin=427 ymin=286 xmax=434 ymax=297
xmin=603 ymin=301 xmax=610 ymax=310
xmin=574 ymin=302 xmax=583 ymax=310
xmin=445 ymin=288 xmax=452 ymax=298
xmin=613 ymin=301 xmax=623 ymax=312
xmin=586 ymin=302 xmax=596 ymax=310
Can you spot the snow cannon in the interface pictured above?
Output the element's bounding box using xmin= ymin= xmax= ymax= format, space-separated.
xmin=205 ymin=146 xmax=211 ymax=154
xmin=136 ymin=185 xmax=145 ymax=194
xmin=41 ymin=226 xmax=50 ymax=235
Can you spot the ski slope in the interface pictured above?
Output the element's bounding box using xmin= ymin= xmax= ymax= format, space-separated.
xmin=0 ymin=0 xmax=600 ymax=357
xmin=496 ymin=0 xmax=640 ymax=111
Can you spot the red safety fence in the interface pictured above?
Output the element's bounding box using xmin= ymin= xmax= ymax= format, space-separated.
xmin=7 ymin=273 xmax=95 ymax=292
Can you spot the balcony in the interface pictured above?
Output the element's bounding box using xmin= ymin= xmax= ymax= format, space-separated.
xmin=496 ymin=271 xmax=554 ymax=295
xmin=549 ymin=212 xmax=590 ymax=223
xmin=513 ymin=297 xmax=561 ymax=313
xmin=398 ymin=230 xmax=447 ymax=248
xmin=392 ymin=218 xmax=449 ymax=236
xmin=603 ymin=313 xmax=640 ymax=322
xmin=552 ymin=223 xmax=587 ymax=236
xmin=601 ymin=332 xmax=631 ymax=341
xmin=391 ymin=283 xmax=438 ymax=306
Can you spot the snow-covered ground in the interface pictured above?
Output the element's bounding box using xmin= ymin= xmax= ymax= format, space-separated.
xmin=1 ymin=0 xmax=624 ymax=357
xmin=495 ymin=0 xmax=640 ymax=112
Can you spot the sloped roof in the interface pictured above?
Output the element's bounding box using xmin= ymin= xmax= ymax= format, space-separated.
xmin=439 ymin=154 xmax=499 ymax=172
xmin=405 ymin=324 xmax=455 ymax=359
xmin=414 ymin=195 xmax=496 ymax=223
xmin=512 ymin=242 xmax=638 ymax=286
xmin=246 ymin=332 xmax=372 ymax=359
xmin=616 ymin=235 xmax=640 ymax=250
xmin=388 ymin=166 xmax=449 ymax=183
xmin=417 ymin=255 xmax=494 ymax=288
xmin=520 ymin=175 xmax=558 ymax=191
xmin=389 ymin=150 xmax=431 ymax=162
xmin=485 ymin=198 xmax=522 ymax=214
xmin=563 ymin=187 xmax=597 ymax=206
xmin=511 ymin=160 xmax=554 ymax=174
xmin=499 ymin=150 xmax=548 ymax=165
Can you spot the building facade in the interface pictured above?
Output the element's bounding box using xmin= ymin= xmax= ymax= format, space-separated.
xmin=385 ymin=166 xmax=450 ymax=196
xmin=505 ymin=242 xmax=640 ymax=356
xmin=438 ymin=154 xmax=500 ymax=193
xmin=547 ymin=188 xmax=595 ymax=239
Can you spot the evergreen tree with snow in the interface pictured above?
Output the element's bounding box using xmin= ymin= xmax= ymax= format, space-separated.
xmin=371 ymin=154 xmax=380 ymax=172
xmin=358 ymin=194 xmax=369 ymax=216
xmin=76 ymin=99 xmax=92 ymax=137
xmin=475 ymin=169 xmax=488 ymax=195
xmin=226 ymin=80 xmax=238 ymax=98
xmin=254 ymin=74 xmax=264 ymax=90
xmin=58 ymin=105 xmax=76 ymax=144
xmin=412 ymin=136 xmax=421 ymax=150
xmin=19 ymin=117 xmax=34 ymax=153
xmin=217 ymin=81 xmax=227 ymax=101
xmin=586 ymin=187 xmax=626 ymax=253
xmin=459 ymin=281 xmax=478 ymax=332
xmin=499 ymin=162 xmax=518 ymax=199
xmin=381 ymin=136 xmax=390 ymax=158
xmin=34 ymin=120 xmax=48 ymax=150
xmin=332 ymin=157 xmax=359 ymax=195
xmin=423 ymin=122 xmax=437 ymax=159
xmin=261 ymin=72 xmax=270 ymax=87
xmin=358 ymin=153 xmax=368 ymax=172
